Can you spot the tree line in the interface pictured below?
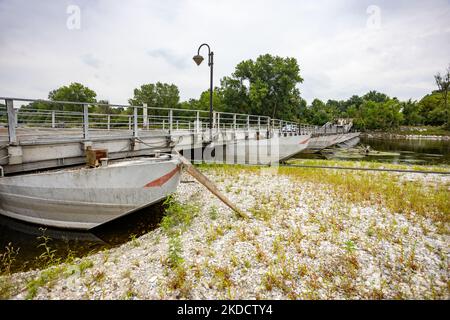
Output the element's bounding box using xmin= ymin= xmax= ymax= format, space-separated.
xmin=2 ymin=55 xmax=449 ymax=131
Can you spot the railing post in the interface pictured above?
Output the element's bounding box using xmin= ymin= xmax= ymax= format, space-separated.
xmin=196 ymin=111 xmax=200 ymax=133
xmin=14 ymin=109 xmax=19 ymax=127
xmin=128 ymin=116 xmax=131 ymax=130
xmin=107 ymin=114 xmax=111 ymax=130
xmin=233 ymin=114 xmax=237 ymax=131
xmin=83 ymin=104 xmax=90 ymax=140
xmin=257 ymin=116 xmax=261 ymax=131
xmin=163 ymin=119 xmax=166 ymax=130
xmin=52 ymin=111 xmax=56 ymax=129
xmin=133 ymin=106 xmax=138 ymax=138
xmin=176 ymin=120 xmax=179 ymax=130
xmin=143 ymin=103 xmax=148 ymax=130
xmin=216 ymin=113 xmax=220 ymax=132
xmin=247 ymin=115 xmax=250 ymax=131
xmin=6 ymin=99 xmax=17 ymax=144
xmin=169 ymin=109 xmax=173 ymax=134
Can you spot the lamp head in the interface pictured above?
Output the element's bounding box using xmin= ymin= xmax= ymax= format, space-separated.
xmin=193 ymin=54 xmax=204 ymax=66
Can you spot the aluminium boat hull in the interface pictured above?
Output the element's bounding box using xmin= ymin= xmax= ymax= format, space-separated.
xmin=0 ymin=156 xmax=181 ymax=230
xmin=302 ymin=132 xmax=360 ymax=153
xmin=214 ymin=134 xmax=311 ymax=164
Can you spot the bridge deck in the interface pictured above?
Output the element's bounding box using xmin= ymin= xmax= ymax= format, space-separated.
xmin=0 ymin=97 xmax=356 ymax=175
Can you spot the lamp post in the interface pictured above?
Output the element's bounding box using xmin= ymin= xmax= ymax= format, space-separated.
xmin=193 ymin=43 xmax=214 ymax=141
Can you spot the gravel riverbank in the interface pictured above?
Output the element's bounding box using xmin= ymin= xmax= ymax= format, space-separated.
xmin=1 ymin=165 xmax=449 ymax=300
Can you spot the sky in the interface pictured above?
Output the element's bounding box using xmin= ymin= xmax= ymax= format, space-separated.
xmin=0 ymin=0 xmax=449 ymax=105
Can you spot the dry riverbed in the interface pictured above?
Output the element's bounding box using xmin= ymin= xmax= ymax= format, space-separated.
xmin=1 ymin=164 xmax=449 ymax=299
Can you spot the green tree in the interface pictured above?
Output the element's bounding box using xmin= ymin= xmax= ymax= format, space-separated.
xmin=186 ymin=88 xmax=224 ymax=111
xmin=129 ymin=82 xmax=180 ymax=115
xmin=178 ymin=99 xmax=197 ymax=110
xmin=354 ymin=99 xmax=403 ymax=130
xmin=343 ymin=95 xmax=364 ymax=111
xmin=94 ymin=100 xmax=112 ymax=114
xmin=434 ymin=65 xmax=450 ymax=127
xmin=326 ymin=99 xmax=346 ymax=114
xmin=18 ymin=83 xmax=98 ymax=125
xmin=220 ymin=54 xmax=304 ymax=120
xmin=219 ymin=76 xmax=252 ymax=114
xmin=418 ymin=92 xmax=446 ymax=126
xmin=363 ymin=90 xmax=390 ymax=103
xmin=309 ymin=99 xmax=337 ymax=125
xmin=297 ymin=98 xmax=309 ymax=123
xmin=48 ymin=82 xmax=97 ymax=112
xmin=401 ymin=99 xmax=423 ymax=125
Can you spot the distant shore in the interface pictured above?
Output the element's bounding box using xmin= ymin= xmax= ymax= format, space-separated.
xmin=361 ymin=126 xmax=450 ymax=140
xmin=361 ymin=132 xmax=450 ymax=140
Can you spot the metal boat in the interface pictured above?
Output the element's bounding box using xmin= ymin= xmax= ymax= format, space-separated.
xmin=218 ymin=134 xmax=312 ymax=164
xmin=0 ymin=155 xmax=181 ymax=230
xmin=302 ymin=132 xmax=360 ymax=153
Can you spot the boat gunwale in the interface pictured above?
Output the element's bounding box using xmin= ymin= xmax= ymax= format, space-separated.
xmin=0 ymin=155 xmax=180 ymax=183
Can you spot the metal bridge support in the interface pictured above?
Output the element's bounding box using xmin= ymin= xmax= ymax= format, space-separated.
xmin=6 ymin=99 xmax=17 ymax=144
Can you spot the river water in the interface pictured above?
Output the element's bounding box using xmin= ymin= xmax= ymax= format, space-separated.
xmin=293 ymin=137 xmax=450 ymax=165
xmin=1 ymin=137 xmax=450 ymax=273
xmin=0 ymin=201 xmax=167 ymax=273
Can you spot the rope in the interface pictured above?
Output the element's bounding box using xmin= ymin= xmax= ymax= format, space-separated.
xmin=134 ymin=137 xmax=171 ymax=150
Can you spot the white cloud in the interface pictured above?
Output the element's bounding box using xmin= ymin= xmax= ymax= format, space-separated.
xmin=0 ymin=0 xmax=449 ymax=105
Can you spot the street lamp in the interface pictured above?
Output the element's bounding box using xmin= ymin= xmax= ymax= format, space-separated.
xmin=193 ymin=43 xmax=214 ymax=141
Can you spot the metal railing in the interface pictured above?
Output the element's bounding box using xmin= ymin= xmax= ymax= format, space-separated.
xmin=0 ymin=97 xmax=349 ymax=144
